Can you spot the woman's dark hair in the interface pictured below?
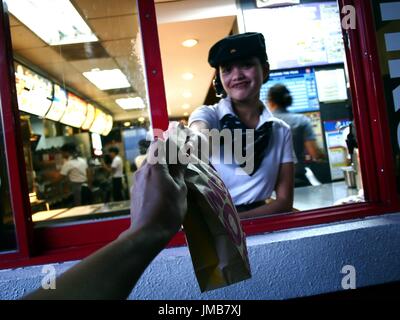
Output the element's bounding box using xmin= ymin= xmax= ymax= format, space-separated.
xmin=60 ymin=143 xmax=78 ymax=158
xmin=267 ymin=84 xmax=293 ymax=109
xmin=108 ymin=146 xmax=119 ymax=155
xmin=103 ymin=153 xmax=112 ymax=165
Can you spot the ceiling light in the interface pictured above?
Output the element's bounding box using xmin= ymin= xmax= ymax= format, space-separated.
xmin=83 ymin=69 xmax=131 ymax=91
xmin=138 ymin=117 xmax=145 ymax=123
xmin=123 ymin=121 xmax=131 ymax=127
xmin=182 ymin=103 xmax=191 ymax=110
xmin=182 ymin=91 xmax=192 ymax=98
xmin=182 ymin=39 xmax=198 ymax=48
xmin=5 ymin=0 xmax=98 ymax=46
xmin=183 ymin=112 xmax=189 ymax=117
xmin=116 ymin=97 xmax=145 ymax=110
xmin=182 ymin=73 xmax=194 ymax=80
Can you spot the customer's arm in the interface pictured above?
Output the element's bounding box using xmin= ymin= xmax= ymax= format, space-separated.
xmin=239 ymin=162 xmax=294 ymax=219
xmin=24 ymin=141 xmax=187 ymax=300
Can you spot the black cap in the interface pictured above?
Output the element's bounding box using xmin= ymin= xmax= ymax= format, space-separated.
xmin=208 ymin=32 xmax=268 ymax=68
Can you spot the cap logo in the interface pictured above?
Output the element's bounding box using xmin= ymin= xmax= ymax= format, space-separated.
xmin=230 ymin=48 xmax=237 ymax=54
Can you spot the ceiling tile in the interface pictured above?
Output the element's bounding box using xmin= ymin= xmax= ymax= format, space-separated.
xmin=69 ymin=57 xmax=119 ymax=73
xmin=10 ymin=25 xmax=46 ymax=50
xmin=73 ymin=0 xmax=137 ymax=19
xmin=14 ymin=47 xmax=66 ymax=66
xmin=89 ymin=15 xmax=139 ymax=41
xmin=102 ymin=39 xmax=136 ymax=58
xmin=52 ymin=42 xmax=110 ymax=61
xmin=8 ymin=15 xmax=21 ymax=26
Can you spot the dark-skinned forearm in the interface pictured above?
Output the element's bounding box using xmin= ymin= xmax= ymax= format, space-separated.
xmin=24 ymin=227 xmax=171 ymax=300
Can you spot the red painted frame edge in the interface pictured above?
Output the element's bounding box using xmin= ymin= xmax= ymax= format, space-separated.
xmin=355 ymin=0 xmax=399 ymax=205
xmin=0 ymin=0 xmax=399 ymax=270
xmin=0 ymin=0 xmax=33 ymax=259
xmin=137 ymin=0 xmax=169 ymax=133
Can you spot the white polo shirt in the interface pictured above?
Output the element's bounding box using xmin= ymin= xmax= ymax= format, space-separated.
xmin=111 ymin=155 xmax=124 ymax=178
xmin=189 ymin=97 xmax=295 ymax=205
xmin=60 ymin=157 xmax=88 ymax=183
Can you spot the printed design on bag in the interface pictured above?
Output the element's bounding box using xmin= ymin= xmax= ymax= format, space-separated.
xmin=206 ymin=190 xmax=224 ymax=215
xmin=223 ymin=202 xmax=242 ymax=245
xmin=204 ymin=173 xmax=244 ymax=247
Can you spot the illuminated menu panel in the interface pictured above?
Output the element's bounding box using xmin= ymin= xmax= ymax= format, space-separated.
xmin=15 ymin=64 xmax=53 ymax=117
xmin=314 ymin=68 xmax=347 ymax=102
xmin=102 ymin=114 xmax=113 ymax=136
xmin=60 ymin=93 xmax=87 ymax=127
xmin=45 ymin=84 xmax=67 ymax=121
xmin=243 ymin=2 xmax=344 ymax=70
xmin=81 ymin=103 xmax=96 ymax=130
xmin=260 ymin=67 xmax=320 ymax=113
xmin=89 ymin=109 xmax=108 ymax=135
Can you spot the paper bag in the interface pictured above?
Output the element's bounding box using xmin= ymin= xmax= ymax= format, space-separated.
xmin=166 ymin=123 xmax=251 ymax=292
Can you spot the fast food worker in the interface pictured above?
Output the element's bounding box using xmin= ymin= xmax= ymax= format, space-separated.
xmin=188 ymin=32 xmax=295 ymax=218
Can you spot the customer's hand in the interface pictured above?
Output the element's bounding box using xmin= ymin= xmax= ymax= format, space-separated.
xmin=126 ymin=140 xmax=188 ymax=242
xmin=186 ymin=125 xmax=210 ymax=163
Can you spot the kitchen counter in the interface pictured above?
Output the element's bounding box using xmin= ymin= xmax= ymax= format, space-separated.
xmin=32 ymin=182 xmax=362 ymax=226
xmin=293 ymin=181 xmax=361 ymax=211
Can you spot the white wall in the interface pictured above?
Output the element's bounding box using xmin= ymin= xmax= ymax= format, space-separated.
xmin=1 ymin=212 xmax=400 ymax=299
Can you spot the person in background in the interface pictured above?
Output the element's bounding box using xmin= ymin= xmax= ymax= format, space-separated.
xmin=189 ymin=32 xmax=294 ymax=219
xmin=134 ymin=139 xmax=151 ymax=169
xmin=94 ymin=153 xmax=112 ymax=203
xmin=108 ymin=146 xmax=124 ymax=201
xmin=267 ymin=84 xmax=324 ymax=187
xmin=60 ymin=143 xmax=91 ymax=206
xmin=24 ymin=140 xmax=187 ymax=300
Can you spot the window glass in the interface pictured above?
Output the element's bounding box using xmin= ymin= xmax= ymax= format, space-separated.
xmin=0 ymin=112 xmax=17 ymax=252
xmin=369 ymin=0 xmax=400 ymax=196
xmin=155 ymin=0 xmax=366 ymax=219
xmin=5 ymin=0 xmax=152 ymax=226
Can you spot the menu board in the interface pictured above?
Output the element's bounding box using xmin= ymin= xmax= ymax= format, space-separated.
xmin=242 ymin=2 xmax=345 ymax=70
xmin=14 ymin=64 xmax=53 ymax=117
xmin=324 ymin=120 xmax=351 ymax=180
xmin=81 ymin=103 xmax=96 ymax=130
xmin=60 ymin=93 xmax=87 ymax=128
xmin=45 ymin=84 xmax=67 ymax=121
xmin=315 ymin=68 xmax=348 ymax=102
xmin=89 ymin=109 xmax=108 ymax=135
xmin=260 ymin=67 xmax=320 ymax=113
xmin=102 ymin=114 xmax=114 ymax=136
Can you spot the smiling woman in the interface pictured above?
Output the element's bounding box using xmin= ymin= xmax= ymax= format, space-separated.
xmin=189 ymin=32 xmax=295 ymax=219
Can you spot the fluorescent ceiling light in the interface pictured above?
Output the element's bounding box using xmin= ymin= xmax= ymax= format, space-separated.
xmin=116 ymin=97 xmax=145 ymax=110
xmin=5 ymin=0 xmax=98 ymax=46
xmin=182 ymin=39 xmax=198 ymax=47
xmin=182 ymin=73 xmax=194 ymax=80
xmin=83 ymin=69 xmax=131 ymax=90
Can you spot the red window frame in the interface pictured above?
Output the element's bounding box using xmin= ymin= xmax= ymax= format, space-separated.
xmin=0 ymin=0 xmax=399 ymax=269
